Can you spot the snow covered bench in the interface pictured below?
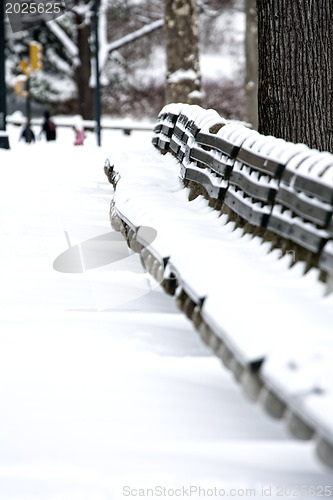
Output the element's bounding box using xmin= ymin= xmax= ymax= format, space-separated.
xmin=105 ymin=103 xmax=333 ymax=469
xmin=152 ymin=104 xmax=333 ymax=291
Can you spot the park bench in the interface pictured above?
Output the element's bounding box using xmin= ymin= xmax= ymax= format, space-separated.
xmin=152 ymin=104 xmax=333 ymax=286
xmin=105 ymin=103 xmax=333 ymax=469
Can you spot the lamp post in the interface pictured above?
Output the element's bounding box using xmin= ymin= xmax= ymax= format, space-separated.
xmin=94 ymin=0 xmax=101 ymax=147
xmin=0 ymin=0 xmax=10 ymax=149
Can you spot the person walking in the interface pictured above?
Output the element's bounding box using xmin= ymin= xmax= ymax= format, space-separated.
xmin=19 ymin=119 xmax=35 ymax=143
xmin=40 ymin=111 xmax=56 ymax=141
xmin=73 ymin=116 xmax=86 ymax=146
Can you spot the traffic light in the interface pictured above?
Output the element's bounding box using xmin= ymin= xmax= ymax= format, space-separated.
xmin=14 ymin=75 xmax=28 ymax=98
xmin=30 ymin=41 xmax=43 ymax=71
xmin=19 ymin=59 xmax=31 ymax=76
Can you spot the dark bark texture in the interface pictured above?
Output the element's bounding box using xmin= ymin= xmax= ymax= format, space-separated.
xmin=257 ymin=0 xmax=333 ymax=152
xmin=75 ymin=17 xmax=94 ymax=119
xmin=164 ymin=0 xmax=202 ymax=105
xmin=245 ymin=0 xmax=258 ymax=129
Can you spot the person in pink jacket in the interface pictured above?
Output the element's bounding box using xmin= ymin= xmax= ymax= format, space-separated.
xmin=74 ymin=126 xmax=86 ymax=146
xmin=73 ymin=116 xmax=86 ymax=146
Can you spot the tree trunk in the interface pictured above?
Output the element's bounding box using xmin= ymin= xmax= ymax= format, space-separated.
xmin=245 ymin=0 xmax=258 ymax=130
xmin=164 ymin=0 xmax=202 ymax=105
xmin=75 ymin=18 xmax=94 ymax=119
xmin=257 ymin=0 xmax=333 ymax=152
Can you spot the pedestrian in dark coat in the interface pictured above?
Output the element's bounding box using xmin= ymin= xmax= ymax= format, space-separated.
xmin=19 ymin=122 xmax=35 ymax=143
xmin=40 ymin=111 xmax=56 ymax=141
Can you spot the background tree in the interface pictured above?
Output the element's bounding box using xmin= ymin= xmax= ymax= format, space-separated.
xmin=6 ymin=22 xmax=76 ymax=113
xmin=73 ymin=2 xmax=94 ymax=119
xmin=257 ymin=0 xmax=333 ymax=152
xmin=7 ymin=0 xmax=164 ymax=118
xmin=164 ymin=0 xmax=203 ymax=105
xmin=7 ymin=0 xmax=246 ymax=120
xmin=245 ymin=0 xmax=257 ymax=129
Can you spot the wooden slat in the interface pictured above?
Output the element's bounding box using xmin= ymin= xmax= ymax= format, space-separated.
xmin=224 ymin=189 xmax=270 ymax=227
xmin=196 ymin=131 xmax=240 ymax=158
xmin=276 ymin=184 xmax=333 ymax=226
xmin=294 ymin=176 xmax=333 ymax=204
xmin=184 ymin=165 xmax=227 ymax=200
xmin=319 ymin=242 xmax=333 ymax=273
xmin=268 ymin=211 xmax=329 ymax=252
xmin=237 ymin=147 xmax=285 ymax=178
xmin=173 ymin=125 xmax=186 ymax=141
xmin=282 ymin=169 xmax=333 ymax=204
xmin=190 ymin=147 xmax=232 ymax=178
xmin=229 ymin=169 xmax=277 ymax=203
xmin=289 ymin=221 xmax=328 ymax=253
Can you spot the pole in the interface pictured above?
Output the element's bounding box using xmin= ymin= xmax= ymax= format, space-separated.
xmin=26 ymin=77 xmax=32 ymax=143
xmin=0 ymin=0 xmax=10 ymax=149
xmin=94 ymin=0 xmax=101 ymax=147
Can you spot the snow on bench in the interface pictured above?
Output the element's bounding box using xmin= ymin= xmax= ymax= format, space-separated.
xmin=104 ymin=103 xmax=333 ymax=469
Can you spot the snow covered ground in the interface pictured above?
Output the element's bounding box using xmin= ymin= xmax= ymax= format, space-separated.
xmin=0 ymin=122 xmax=332 ymax=500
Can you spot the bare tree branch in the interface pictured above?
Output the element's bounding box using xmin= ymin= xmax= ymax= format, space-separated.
xmin=105 ymin=19 xmax=163 ymax=55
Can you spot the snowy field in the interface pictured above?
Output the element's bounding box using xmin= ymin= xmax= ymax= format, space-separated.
xmin=0 ymin=122 xmax=332 ymax=500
